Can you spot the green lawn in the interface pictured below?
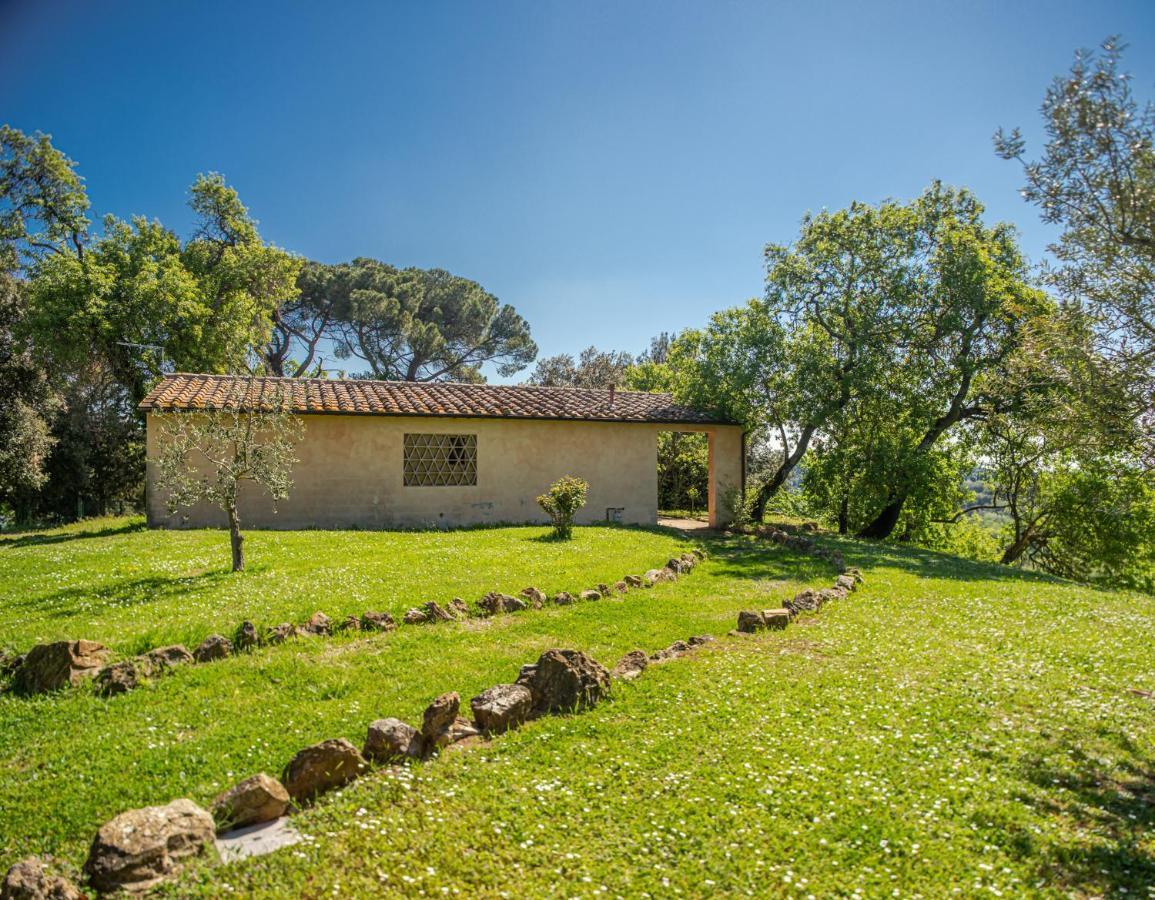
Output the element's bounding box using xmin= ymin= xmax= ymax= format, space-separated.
xmin=2 ymin=519 xmax=1154 ymax=896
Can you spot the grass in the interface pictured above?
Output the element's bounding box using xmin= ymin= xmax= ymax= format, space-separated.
xmin=2 ymin=518 xmax=1154 ymax=896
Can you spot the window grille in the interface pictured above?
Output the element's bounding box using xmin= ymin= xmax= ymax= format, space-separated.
xmin=403 ymin=433 xmax=477 ymax=486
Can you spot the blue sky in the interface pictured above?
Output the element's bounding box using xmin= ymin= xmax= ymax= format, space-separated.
xmin=2 ymin=0 xmax=1153 ymax=380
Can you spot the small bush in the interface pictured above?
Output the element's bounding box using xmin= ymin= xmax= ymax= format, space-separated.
xmin=537 ymin=476 xmax=589 ymax=539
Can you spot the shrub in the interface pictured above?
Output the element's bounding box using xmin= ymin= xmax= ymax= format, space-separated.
xmin=537 ymin=476 xmax=589 ymax=539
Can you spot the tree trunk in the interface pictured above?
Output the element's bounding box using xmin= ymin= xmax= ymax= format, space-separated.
xmin=752 ymin=424 xmax=817 ymax=522
xmin=227 ymin=502 xmax=245 ymax=572
xmin=858 ymin=495 xmax=905 ymax=539
xmin=1000 ymin=530 xmax=1034 ymax=565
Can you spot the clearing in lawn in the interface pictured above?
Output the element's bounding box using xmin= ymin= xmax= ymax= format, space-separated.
xmin=1 ymin=519 xmax=1153 ymax=896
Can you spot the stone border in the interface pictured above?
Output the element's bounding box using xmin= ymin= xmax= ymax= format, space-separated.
xmin=1 ymin=548 xmax=707 ymax=700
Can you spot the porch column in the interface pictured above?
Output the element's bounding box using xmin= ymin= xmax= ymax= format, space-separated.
xmin=707 ymin=425 xmax=744 ymax=528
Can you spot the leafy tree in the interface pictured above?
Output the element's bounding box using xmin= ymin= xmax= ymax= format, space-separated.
xmin=326 ymin=259 xmax=536 ymax=382
xmin=537 ymin=475 xmax=588 ymax=539
xmin=0 ymin=126 xmax=90 ymax=270
xmin=153 ymin=380 xmax=303 ymax=571
xmin=0 ymin=273 xmax=57 ymax=519
xmin=527 ymin=345 xmax=632 ymax=389
xmin=262 ymin=261 xmax=341 ymax=377
xmin=995 ymin=37 xmax=1155 ymax=438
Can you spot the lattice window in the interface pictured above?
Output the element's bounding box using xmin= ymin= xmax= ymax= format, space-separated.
xmin=403 ymin=433 xmax=478 ymax=486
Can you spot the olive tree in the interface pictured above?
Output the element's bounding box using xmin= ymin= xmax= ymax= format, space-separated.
xmin=152 ymin=381 xmax=302 ymax=571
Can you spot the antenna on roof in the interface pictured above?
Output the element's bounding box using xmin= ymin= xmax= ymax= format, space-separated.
xmin=608 ymin=383 xmax=616 ymax=407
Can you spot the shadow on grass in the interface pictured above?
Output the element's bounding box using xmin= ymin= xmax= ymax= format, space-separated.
xmin=1011 ymin=735 xmax=1155 ymax=894
xmin=0 ymin=520 xmax=147 ymax=550
xmin=7 ymin=571 xmax=233 ymax=622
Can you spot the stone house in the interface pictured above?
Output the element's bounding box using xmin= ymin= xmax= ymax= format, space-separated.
xmin=139 ymin=374 xmax=744 ymax=530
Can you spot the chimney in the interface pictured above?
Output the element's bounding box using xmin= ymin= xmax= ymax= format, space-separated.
xmin=608 ymin=383 xmax=616 ymax=407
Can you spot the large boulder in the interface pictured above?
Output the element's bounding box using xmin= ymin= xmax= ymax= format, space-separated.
xmin=520 ymin=649 xmax=611 ymax=715
xmin=0 ymin=857 xmax=81 ymax=900
xmin=281 ymin=739 xmax=366 ymax=803
xmin=82 ymin=799 xmax=215 ymax=894
xmin=211 ymin=773 xmax=290 ymax=830
xmin=611 ymin=650 xmax=648 ymax=682
xmin=11 ymin=640 xmax=108 ymax=695
xmin=360 ymin=611 xmax=396 ymax=632
xmin=470 ymin=684 xmax=532 ymax=734
xmin=145 ymin=645 xmax=193 ymax=670
xmin=363 ymin=718 xmax=422 ymax=763
xmin=192 ymin=634 xmax=232 ymax=663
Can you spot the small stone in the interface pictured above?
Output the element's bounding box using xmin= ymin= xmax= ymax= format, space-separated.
xmin=597 ymin=583 xmax=611 ymax=597
xmin=281 ymin=739 xmax=366 ymax=803
xmin=519 ymin=587 xmax=547 ymax=608
xmin=422 ymin=601 xmax=455 ymax=622
xmin=1 ymin=857 xmax=81 ymax=900
xmin=470 ymin=684 xmax=533 ymax=734
xmin=834 ymin=574 xmax=856 ymax=594
xmin=445 ymin=717 xmax=481 ymax=744
xmin=211 ymin=773 xmax=290 ymax=830
xmin=338 ymin=614 xmax=362 ymax=632
xmin=613 ymin=580 xmax=629 ymax=594
xmin=264 ymin=623 xmax=294 ymax=644
xmin=690 ymin=548 xmax=706 ymax=560
xmin=662 ymin=566 xmax=680 ymax=581
xmin=785 ymin=589 xmax=822 ymax=616
xmin=145 ymin=645 xmax=193 ymax=670
xmin=11 ymin=640 xmax=108 ymax=695
xmin=762 ymin=609 xmax=790 ymax=630
xmin=503 ymin=596 xmax=529 ymax=612
xmin=643 ymin=569 xmax=666 ymax=586
xmin=360 ymin=611 xmax=396 ymax=632
xmin=736 ymin=610 xmax=765 ymax=633
xmin=420 ymin=692 xmax=460 ymax=747
xmin=579 ymin=589 xmax=601 ymax=602
xmin=624 ymin=575 xmax=644 ymax=588
xmin=304 ymin=612 xmax=331 ymax=635
xmin=611 ymin=650 xmax=648 ymax=681
xmin=234 ymin=621 xmax=259 ymax=650
xmin=552 ymin=591 xmax=574 ymax=606
xmin=83 ymin=799 xmax=214 ymax=894
xmin=94 ymin=660 xmax=145 ymax=697
xmin=448 ymin=598 xmax=471 ymax=618
xmin=520 ymin=649 xmax=611 ymax=715
xmin=844 ymin=567 xmax=864 ymax=583
xmin=515 ymin=663 xmax=538 ymax=686
xmin=403 ymin=608 xmax=430 ymax=625
xmin=666 ymin=558 xmax=686 ymax=574
xmin=193 ymin=634 xmax=232 ymax=663
xmin=363 ymin=718 xmax=422 ymax=763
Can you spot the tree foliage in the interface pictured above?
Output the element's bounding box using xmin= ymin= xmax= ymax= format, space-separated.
xmin=527 ymin=345 xmax=633 ymax=389
xmin=537 ymin=475 xmax=588 ymax=539
xmin=153 ymin=380 xmax=303 ymax=571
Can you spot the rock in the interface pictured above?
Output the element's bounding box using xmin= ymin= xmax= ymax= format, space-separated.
xmin=11 ymin=640 xmax=108 ymax=695
xmin=360 ymin=611 xmax=396 ymax=632
xmin=504 ymin=596 xmax=529 ymax=612
xmin=613 ymin=580 xmax=629 ymax=595
xmin=834 ymin=574 xmax=856 ymax=594
xmin=234 ymin=620 xmax=259 ymax=650
xmin=444 ymin=717 xmax=481 ymax=745
xmin=611 ymin=650 xmax=648 ymax=681
xmin=785 ymin=589 xmax=822 ymax=616
xmin=650 ymin=640 xmax=691 ymax=663
xmin=761 ymin=609 xmax=790 ymax=630
xmin=597 ymin=583 xmax=611 ymax=598
xmin=579 ymin=589 xmax=601 ymax=602
xmin=844 ymin=566 xmax=864 ymax=583
xmin=643 ymin=569 xmax=665 ymax=586
xmin=470 ymin=684 xmax=532 ymax=734
xmin=303 ymin=612 xmax=331 ymax=635
xmin=829 ymin=552 xmax=845 ymax=570
xmin=420 ymin=692 xmax=460 ymax=747
xmin=690 ymin=548 xmax=706 ymax=560
xmin=687 ymin=634 xmax=714 ymax=646
xmin=363 ymin=718 xmax=422 ymax=763
xmin=521 ymin=649 xmax=611 ymax=715
xmin=281 ymin=739 xmax=366 ymax=803
xmin=83 ymin=799 xmax=215 ymax=894
xmin=193 ymin=634 xmax=232 ymax=663
xmin=819 ymin=588 xmax=843 ymax=605
xmin=624 ymin=575 xmax=644 ymax=588
xmin=448 ymin=598 xmax=471 ymax=618
xmin=265 ymin=623 xmax=295 ymax=644
xmin=519 ymin=587 xmax=547 ymax=608
xmin=0 ymin=649 xmax=22 ymax=676
xmin=145 ymin=645 xmax=193 ymax=670
xmin=662 ymin=566 xmax=680 ymax=581
xmin=338 ymin=614 xmax=362 ymax=632
xmin=421 ymin=601 xmax=455 ymax=622
xmin=95 ymin=660 xmax=146 ymax=697
xmin=211 ymin=773 xmax=290 ymax=830
xmin=403 ymin=608 xmax=430 ymax=625
xmin=552 ymin=591 xmax=575 ymax=606
xmin=0 ymin=857 xmax=81 ymax=900
xmin=666 ymin=557 xmax=687 ymax=574
xmin=515 ymin=663 xmax=537 ymax=686
xmin=736 ymin=610 xmax=766 ymax=633
xmin=477 ymin=592 xmax=523 ymax=615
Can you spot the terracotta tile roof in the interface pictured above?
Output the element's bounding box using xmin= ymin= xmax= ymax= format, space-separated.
xmin=138 ymin=374 xmax=736 ymax=426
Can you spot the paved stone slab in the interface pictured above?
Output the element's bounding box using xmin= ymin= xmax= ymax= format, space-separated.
xmin=215 ymin=817 xmax=302 ymax=863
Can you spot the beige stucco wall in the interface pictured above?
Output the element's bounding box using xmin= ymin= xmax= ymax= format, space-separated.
xmin=145 ymin=413 xmax=744 ymax=530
